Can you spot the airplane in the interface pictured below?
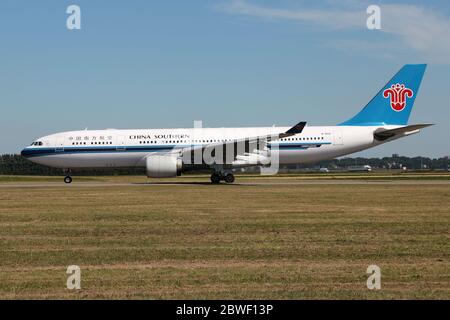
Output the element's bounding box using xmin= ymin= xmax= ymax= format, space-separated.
xmin=21 ymin=64 xmax=432 ymax=184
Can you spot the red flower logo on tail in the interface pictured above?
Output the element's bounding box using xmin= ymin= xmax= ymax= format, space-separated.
xmin=383 ymin=83 xmax=414 ymax=112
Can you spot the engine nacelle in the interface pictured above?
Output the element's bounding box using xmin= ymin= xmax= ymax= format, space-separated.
xmin=146 ymin=155 xmax=182 ymax=178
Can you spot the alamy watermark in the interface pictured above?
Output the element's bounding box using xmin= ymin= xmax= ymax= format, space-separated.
xmin=366 ymin=265 xmax=381 ymax=290
xmin=367 ymin=5 xmax=381 ymax=30
xmin=66 ymin=5 xmax=81 ymax=30
xmin=175 ymin=120 xmax=281 ymax=175
xmin=66 ymin=265 xmax=81 ymax=290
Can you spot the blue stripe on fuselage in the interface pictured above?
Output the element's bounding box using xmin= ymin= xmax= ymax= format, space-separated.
xmin=21 ymin=145 xmax=178 ymax=158
xmin=21 ymin=142 xmax=332 ymax=158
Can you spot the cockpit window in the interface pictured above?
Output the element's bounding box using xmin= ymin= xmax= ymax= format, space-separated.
xmin=31 ymin=141 xmax=43 ymax=146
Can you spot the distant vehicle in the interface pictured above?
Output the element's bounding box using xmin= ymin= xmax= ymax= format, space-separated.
xmin=21 ymin=65 xmax=431 ymax=184
xmin=319 ymin=167 xmax=330 ymax=173
xmin=347 ymin=165 xmax=372 ymax=172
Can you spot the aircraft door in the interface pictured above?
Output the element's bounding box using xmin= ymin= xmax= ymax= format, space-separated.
xmin=333 ymin=128 xmax=344 ymax=145
xmin=116 ymin=135 xmax=126 ymax=151
xmin=55 ymin=136 xmax=65 ymax=152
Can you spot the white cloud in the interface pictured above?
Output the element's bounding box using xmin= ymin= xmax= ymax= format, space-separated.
xmin=218 ymin=0 xmax=364 ymax=29
xmin=218 ymin=0 xmax=450 ymax=65
xmin=381 ymin=5 xmax=450 ymax=64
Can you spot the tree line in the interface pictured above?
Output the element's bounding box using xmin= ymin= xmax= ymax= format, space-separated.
xmin=296 ymin=154 xmax=449 ymax=171
xmin=0 ymin=154 xmax=145 ymax=176
xmin=0 ymin=154 xmax=448 ymax=176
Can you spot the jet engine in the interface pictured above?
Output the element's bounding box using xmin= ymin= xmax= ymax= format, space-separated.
xmin=146 ymin=155 xmax=183 ymax=178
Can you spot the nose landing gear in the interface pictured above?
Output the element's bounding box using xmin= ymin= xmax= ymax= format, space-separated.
xmin=210 ymin=172 xmax=235 ymax=184
xmin=64 ymin=176 xmax=73 ymax=184
xmin=63 ymin=169 xmax=73 ymax=184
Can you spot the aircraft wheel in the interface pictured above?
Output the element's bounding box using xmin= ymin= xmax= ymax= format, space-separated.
xmin=210 ymin=173 xmax=221 ymax=184
xmin=224 ymin=173 xmax=235 ymax=184
xmin=64 ymin=176 xmax=73 ymax=184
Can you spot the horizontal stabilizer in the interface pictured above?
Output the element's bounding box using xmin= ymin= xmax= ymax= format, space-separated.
xmin=374 ymin=124 xmax=433 ymax=141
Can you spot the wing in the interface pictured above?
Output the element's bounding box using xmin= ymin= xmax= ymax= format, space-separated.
xmin=180 ymin=122 xmax=307 ymax=167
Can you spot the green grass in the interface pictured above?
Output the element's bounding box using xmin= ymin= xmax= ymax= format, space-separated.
xmin=0 ymin=177 xmax=449 ymax=299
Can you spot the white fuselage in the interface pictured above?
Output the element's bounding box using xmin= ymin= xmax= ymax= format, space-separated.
xmin=21 ymin=125 xmax=396 ymax=170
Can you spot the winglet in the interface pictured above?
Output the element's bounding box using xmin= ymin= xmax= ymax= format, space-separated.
xmin=285 ymin=121 xmax=307 ymax=134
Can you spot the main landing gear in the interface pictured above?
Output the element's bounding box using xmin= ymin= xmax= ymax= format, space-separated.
xmin=63 ymin=169 xmax=73 ymax=184
xmin=210 ymin=172 xmax=235 ymax=184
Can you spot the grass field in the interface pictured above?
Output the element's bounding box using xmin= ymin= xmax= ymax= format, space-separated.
xmin=0 ymin=174 xmax=449 ymax=299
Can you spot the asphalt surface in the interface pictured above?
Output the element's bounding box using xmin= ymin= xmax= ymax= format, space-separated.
xmin=1 ymin=179 xmax=449 ymax=188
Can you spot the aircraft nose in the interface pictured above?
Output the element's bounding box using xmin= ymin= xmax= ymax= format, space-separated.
xmin=21 ymin=148 xmax=30 ymax=158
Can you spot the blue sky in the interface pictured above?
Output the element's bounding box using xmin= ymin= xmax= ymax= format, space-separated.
xmin=0 ymin=0 xmax=449 ymax=157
